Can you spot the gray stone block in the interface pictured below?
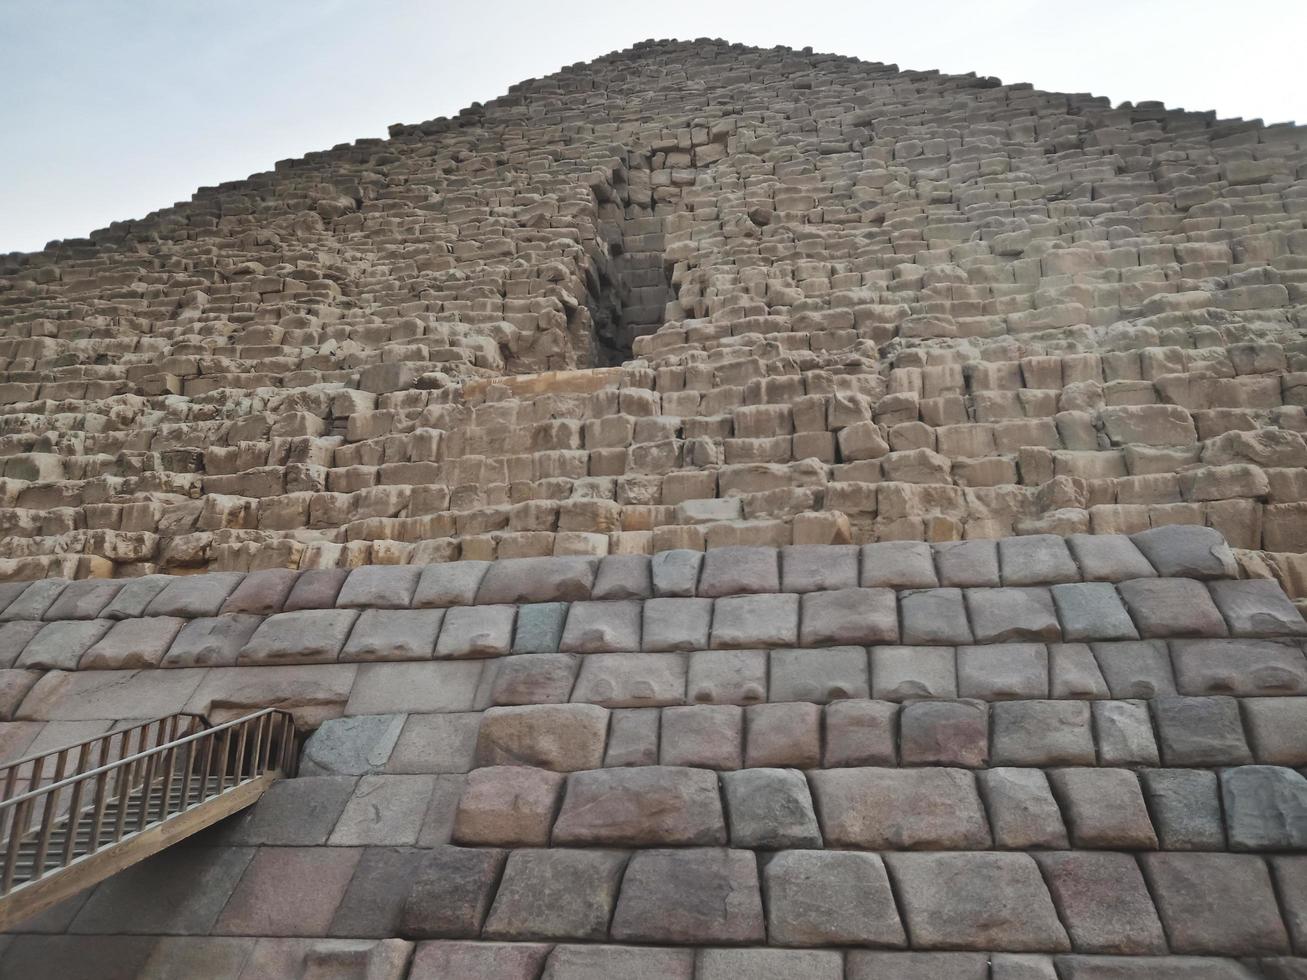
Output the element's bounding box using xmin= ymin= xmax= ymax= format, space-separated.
xmin=710 ymin=593 xmax=798 ymax=648
xmin=1153 ymin=695 xmax=1253 ymax=766
xmin=0 ymin=621 xmax=42 ymax=669
xmin=559 ymin=599 xmax=641 ymax=653
xmin=745 ymin=701 xmax=821 ymax=767
xmin=476 ymin=556 xmax=597 ymax=603
xmin=489 ymin=653 xmax=578 ymax=705
xmin=685 ymin=649 xmax=767 ymax=705
xmin=1051 ymin=582 xmax=1139 ymax=641
xmin=592 ymin=554 xmax=652 ymax=599
xmin=697 ymin=949 xmax=845 ymax=980
xmin=1141 ymin=852 xmax=1289 ymax=955
xmin=604 ymin=708 xmax=660 ymax=767
xmin=300 ymin=713 xmax=406 ymax=776
xmin=979 ymin=768 xmax=1068 ymax=849
xmin=484 ymin=848 xmax=628 ymax=941
xmin=769 ymin=646 xmax=869 ymax=703
xmin=553 ymin=766 xmax=726 ymax=846
xmin=861 ymin=541 xmax=939 ymax=588
xmin=1141 ymin=769 xmax=1225 ymax=850
xmin=1117 ymin=578 xmax=1229 ymax=638
xmin=1221 ymin=765 xmax=1307 ymax=850
xmin=571 ymin=652 xmax=685 ymax=708
xmin=474 ymin=703 xmax=608 ymax=771
xmin=810 ymin=767 xmax=990 ymax=849
xmin=219 ymin=568 xmax=299 ymax=616
xmin=610 ymin=848 xmax=764 ymax=943
xmin=336 ymin=565 xmax=421 ymax=609
xmin=161 ymin=614 xmax=262 ymax=668
xmin=934 ymin=539 xmax=1000 ymax=587
xmin=1245 ymin=697 xmax=1307 ymax=765
xmin=1092 ymin=700 xmax=1159 ymax=766
xmin=991 ymin=700 xmax=1094 ymax=766
xmin=213 ymin=846 xmax=361 ymax=937
xmin=764 ymin=849 xmax=905 ymax=947
xmin=452 ymin=766 xmax=564 ymax=846
xmin=100 ymin=576 xmax=171 ymax=620
xmin=1049 ymin=642 xmax=1110 ymax=698
xmin=435 ymin=604 xmax=515 ymax=659
xmin=17 ymin=619 xmax=112 ymax=670
xmin=799 ymin=587 xmax=898 ymax=646
xmin=1067 ymin=533 xmax=1156 ymax=581
xmin=650 ymin=549 xmax=702 ymax=597
xmin=957 ymin=643 xmax=1049 ymax=700
xmin=412 ymin=561 xmax=489 ymax=608
xmin=1171 ymin=638 xmax=1307 ymax=696
xmin=659 ymin=704 xmax=742 ymax=769
xmin=409 ymin=939 xmax=549 ymax=980
xmin=387 ymin=712 xmax=480 ymax=774
xmin=43 ymin=580 xmax=124 ymax=621
xmin=216 ymin=775 xmax=357 ymax=844
xmin=1049 ymin=768 xmax=1158 ymax=849
xmin=541 ymin=944 xmax=693 ymax=980
xmin=81 ymin=616 xmax=185 ymax=670
xmin=144 ymin=572 xmax=244 ymax=618
xmin=641 ymin=597 xmax=712 ymax=651
xmin=780 ymin=544 xmax=858 ymax=592
xmin=1091 ymin=640 xmax=1177 ymax=698
xmin=847 ymin=952 xmax=989 ymax=980
xmin=345 ymin=661 xmax=481 ymax=715
xmin=1132 ymin=524 xmax=1237 ymax=579
xmin=900 ymin=698 xmax=989 ymax=767
xmin=722 ymin=767 xmax=821 ymax=848
xmin=1035 ymin=851 xmax=1166 ymax=954
xmin=330 ymin=846 xmax=426 ymax=940
xmin=283 ymin=568 xmax=350 ymax=611
xmin=870 ymin=644 xmax=957 ymax=700
xmin=824 ymin=699 xmax=897 ymax=767
xmin=239 ymin=608 xmax=359 ymax=665
xmin=697 ymin=545 xmax=779 ymax=596
xmin=341 ymin=608 xmax=443 ymax=662
xmin=399 ymin=846 xmax=506 ymax=939
xmin=1208 ymin=578 xmax=1307 ymax=637
xmin=900 ymin=588 xmax=973 ymax=644
xmin=999 ymin=534 xmax=1080 ymax=586
xmin=966 ymin=587 xmax=1061 ymax=643
xmin=329 ymin=773 xmax=437 ymax=845
xmin=0 ymin=580 xmax=69 ymax=622
xmin=511 ymin=602 xmax=568 ymax=654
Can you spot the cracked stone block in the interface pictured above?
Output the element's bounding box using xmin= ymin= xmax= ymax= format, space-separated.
xmin=824 ymin=699 xmax=897 ymax=767
xmin=810 ymin=767 xmax=991 ymax=849
xmin=1132 ymin=524 xmax=1237 ymax=579
xmin=511 ymin=603 xmax=569 ymax=654
xmin=593 ymin=555 xmax=652 ymax=599
xmin=697 ymin=949 xmax=844 ymax=980
xmin=284 ymin=568 xmax=350 ymax=611
xmin=1051 ymin=583 xmax=1139 ymax=641
xmin=799 ymin=587 xmax=898 ymax=646
xmin=1142 ymin=853 xmax=1289 ymax=955
xmin=476 ymin=557 xmax=597 ymax=603
xmin=145 ymin=572 xmax=245 ymax=618
xmin=979 ymin=768 xmax=1069 ymax=849
xmin=900 ymin=589 xmax=973 ymax=644
xmin=553 ymin=766 xmax=725 ymax=846
xmin=1067 ymin=534 xmax=1156 ymax=582
xmin=934 ymin=540 xmax=1000 ymax=587
xmin=1091 ymin=640 xmax=1177 ymax=698
xmin=604 ymin=708 xmax=660 ymax=767
xmin=1035 ymin=852 xmax=1167 ymax=954
xmin=710 ymin=593 xmax=798 ymax=648
xmin=412 ymin=561 xmax=490 ymax=608
xmin=331 ymin=847 xmax=427 ymax=940
xmin=386 ymin=713 xmax=479 ymax=774
xmin=659 ymin=704 xmax=742 ymax=769
xmin=81 ymin=616 xmax=185 ymax=670
xmin=1092 ymin=700 xmax=1160 ymax=766
xmin=214 ymin=846 xmax=361 ymax=937
xmin=1208 ymin=579 xmax=1307 ymax=637
xmin=769 ymin=646 xmax=869 ymax=703
xmin=685 ymin=649 xmax=767 ymax=705
xmin=764 ymin=849 xmax=905 ymax=947
xmin=217 ymin=776 xmax=356 ymax=845
xmin=697 ymin=545 xmax=779 ymax=596
xmin=474 ymin=704 xmax=608 ymax=771
xmin=991 ymin=700 xmax=1095 ymax=766
xmin=540 ymin=944 xmax=693 ymax=980
xmin=300 ymin=714 xmax=406 ymax=776
xmin=1049 ymin=643 xmax=1110 ymax=698
xmin=489 ymin=653 xmax=578 ymax=705
xmin=1117 ymin=578 xmax=1229 ymax=638
xmin=1049 ymin=768 xmax=1158 ymax=849
xmin=43 ymin=579 xmax=123 ymax=621
xmin=341 ymin=609 xmax=444 ymax=663
xmin=219 ymin=568 xmax=299 ymax=616
xmin=239 ymin=608 xmax=359 ymax=665
xmin=1245 ymin=697 xmax=1307 ymax=765
xmin=452 ymin=766 xmax=564 ymax=846
xmin=1140 ymin=769 xmax=1225 ymax=850
xmin=884 ymin=852 xmax=1069 ymax=951
xmin=1 ymin=580 xmax=69 ymax=622
xmin=781 ymin=544 xmax=859 ymax=592
xmin=871 ymin=645 xmax=957 ymax=700
xmin=345 ymin=662 xmax=480 ymax=716
xmin=399 ymin=846 xmax=506 ymax=939
xmin=722 ymin=767 xmax=821 ymax=848
xmin=1153 ymin=695 xmax=1252 ymax=766
xmin=571 ymin=652 xmax=685 ymax=708
xmin=999 ymin=535 xmax=1080 ymax=586
xmin=336 ymin=565 xmax=422 ymax=609
xmin=161 ymin=614 xmax=262 ymax=668
xmin=900 ymin=699 xmax=989 ymax=767
xmin=610 ymin=848 xmax=764 ymax=944
xmin=329 ymin=774 xmax=436 ymax=845
xmin=484 ymin=848 xmax=628 ymax=941
xmin=17 ymin=620 xmax=112 ymax=670
xmin=0 ymin=621 xmax=42 ymax=668
xmin=408 ymin=940 xmax=549 ymax=980
xmin=1171 ymin=638 xmax=1307 ymax=696
xmin=745 ymin=701 xmax=821 ymax=767
xmin=435 ymin=605 xmax=515 ymax=659
xmin=1220 ymin=766 xmax=1307 ymax=851
xmin=650 ymin=550 xmax=702 ymax=598
xmin=861 ymin=541 xmax=939 ymax=588
xmin=559 ymin=600 xmax=641 ymax=653
xmin=957 ymin=643 xmax=1049 ymax=700
xmin=641 ymin=597 xmax=712 ymax=651
xmin=966 ymin=588 xmax=1061 ymax=644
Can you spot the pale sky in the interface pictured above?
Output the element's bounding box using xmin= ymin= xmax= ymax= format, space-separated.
xmin=2 ymin=0 xmax=1304 ymax=254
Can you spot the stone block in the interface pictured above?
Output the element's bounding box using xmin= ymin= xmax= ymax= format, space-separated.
xmin=1209 ymin=579 xmax=1307 ymax=637
xmin=1117 ymin=577 xmax=1228 ymax=637
xmin=966 ymin=588 xmax=1061 ymax=643
xmin=764 ymin=849 xmax=905 ymax=947
xmin=799 ymin=587 xmax=898 ymax=646
xmin=408 ymin=940 xmax=549 ymax=980
xmin=769 ymin=646 xmax=869 ymax=703
xmin=991 ymin=700 xmax=1095 ymax=766
xmin=686 ymin=649 xmax=767 ymax=704
xmin=1092 ymin=700 xmax=1159 ymax=766
xmin=934 ymin=539 xmax=1000 ymax=587
xmin=745 ymin=701 xmax=821 ymax=767
xmin=610 ymin=848 xmax=764 ymax=943
xmin=474 ymin=703 xmax=608 ymax=771
xmin=1141 ymin=768 xmax=1225 ymax=850
xmin=345 ymin=661 xmax=481 ymax=715
xmin=330 ymin=847 xmax=426 ymax=939
xmin=698 ymin=545 xmax=779 ymax=596
xmin=217 ymin=774 xmax=357 ymax=845
xmin=1067 ymin=533 xmax=1156 ymax=581
xmin=559 ymin=599 xmax=641 ymax=653
xmin=484 ymin=848 xmax=628 ymax=941
xmin=137 ymin=937 xmax=258 ymax=979
xmin=900 ymin=698 xmax=988 ymax=767
xmin=0 ymin=621 xmax=41 ymax=668
xmin=1221 ymin=765 xmax=1307 ymax=851
xmin=1132 ymin=524 xmax=1237 ymax=579
xmin=979 ymin=768 xmax=1069 ymax=849
xmin=412 ymin=561 xmax=490 ymax=608
xmin=477 ymin=556 xmax=597 ymax=603
xmin=710 ymin=593 xmax=798 ymax=648
xmin=697 ymin=948 xmax=845 ymax=980
xmin=659 ymin=704 xmax=742 ymax=769
xmin=571 ymin=652 xmax=685 ymax=707
xmin=957 ymin=643 xmax=1049 ymax=699
xmin=1091 ymin=640 xmax=1176 ymax=698
xmin=899 ymin=589 xmax=973 ymax=644
xmin=847 ymin=952 xmax=990 ymax=979
xmin=452 ymin=766 xmax=563 ymax=846
xmin=17 ymin=620 xmax=112 ymax=670
xmin=43 ymin=579 xmax=123 ymax=621
xmin=871 ymin=645 xmax=957 ymax=700
xmin=1153 ymin=695 xmax=1252 ymax=765
xmin=861 ymin=541 xmax=939 ymax=588
xmin=185 ymin=664 xmax=356 ymax=729
xmin=1272 ymin=856 xmax=1307 ymax=955
xmin=0 ymin=672 xmax=38 ymax=721
xmin=511 ymin=602 xmax=568 ymax=654
xmin=214 ymin=846 xmax=360 ymax=937
xmin=1049 ymin=643 xmax=1110 ymax=698
xmin=161 ymin=614 xmax=262 ymax=668
xmin=650 ymin=549 xmax=702 ymax=598
xmin=336 ymin=565 xmax=421 ymax=609
xmin=1035 ymin=852 xmax=1166 ymax=954
xmin=102 ymin=577 xmax=173 ymax=621
xmin=722 ymin=767 xmax=821 ymax=848
xmin=489 ymin=653 xmax=578 ymax=705
xmin=781 ymin=545 xmax=859 ymax=594
xmin=641 ymin=597 xmax=712 ymax=651
xmin=329 ymin=774 xmax=436 ymax=846
xmin=386 ymin=712 xmax=480 ymax=774
xmin=399 ymin=846 xmax=506 ymax=939
xmin=1171 ymin=638 xmax=1307 ymax=696
xmin=998 ymin=534 xmax=1080 ymax=586
xmin=220 ymin=568 xmax=299 ymax=616
xmin=604 ymin=708 xmax=660 ymax=767
xmin=284 ymin=568 xmax=350 ymax=611
xmin=540 ymin=944 xmax=694 ymax=979
xmin=1051 ymin=582 xmax=1139 ymax=641
xmin=810 ymin=767 xmax=991 ymax=849
xmin=1245 ymin=697 xmax=1307 ymax=765
xmin=593 ymin=554 xmax=652 ymax=599
xmin=0 ymin=580 xmax=68 ymax=622
xmin=341 ymin=609 xmax=443 ymax=663
xmin=80 ymin=616 xmax=185 ymax=670
xmin=301 ymin=714 xmax=405 ymax=776
xmin=552 ymin=766 xmax=725 ymax=846
xmin=239 ymin=609 xmax=359 ymax=665
xmin=0 ymin=936 xmax=158 ymax=980
xmin=1142 ymin=852 xmax=1289 ymax=955
xmin=144 ymin=572 xmax=244 ymax=618
xmin=1049 ymin=768 xmax=1157 ymax=848
xmin=435 ymin=605 xmax=515 ymax=659
xmin=884 ymin=852 xmax=1069 ymax=951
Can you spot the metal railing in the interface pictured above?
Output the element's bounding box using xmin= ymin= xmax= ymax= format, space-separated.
xmin=0 ymin=709 xmax=297 ymax=897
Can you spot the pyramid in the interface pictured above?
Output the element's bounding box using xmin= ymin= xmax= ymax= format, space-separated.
xmin=0 ymin=37 xmax=1306 ymax=977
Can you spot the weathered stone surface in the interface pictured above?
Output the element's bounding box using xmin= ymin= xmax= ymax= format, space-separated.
xmin=824 ymin=698 xmax=897 ymax=766
xmin=769 ymin=646 xmax=869 ymax=703
xmin=412 ymin=561 xmax=490 ymax=608
xmin=345 ymin=661 xmax=480 ymax=715
xmin=641 ymin=597 xmax=712 ymax=651
xmin=999 ymin=535 xmax=1080 ymax=586
xmin=0 ymin=580 xmax=68 ymax=622
xmin=571 ymin=652 xmax=685 ymax=707
xmin=1141 ymin=768 xmax=1225 ymax=850
xmin=935 ymin=540 xmax=1000 ymax=587
xmin=144 ymin=572 xmax=244 ymax=618
xmin=408 ymin=940 xmax=549 ymax=980
xmin=1221 ymin=765 xmax=1307 ymax=850
xmin=552 ymin=766 xmax=726 ymax=846
xmin=0 ymin=620 xmax=42 ymax=668
xmin=1117 ymin=577 xmax=1229 ymax=637
xmin=300 ymin=714 xmax=406 ymax=776
xmin=1132 ymin=524 xmax=1238 ymax=579
xmin=399 ymin=846 xmax=506 ymax=939
xmin=1092 ymin=700 xmax=1159 ymax=766
xmin=216 ymin=775 xmax=356 ymax=845
xmin=161 ymin=614 xmax=262 ymax=668
xmin=1245 ymin=697 xmax=1307 ymax=765
xmin=593 ymin=555 xmax=653 ymax=599
xmin=899 ymin=588 xmax=973 ymax=644
xmin=991 ymin=700 xmax=1095 ymax=766
xmin=214 ymin=846 xmax=361 ymax=937
xmin=477 ymin=557 xmax=597 ymax=604
xmin=79 ymin=616 xmax=185 ymax=670
xmin=284 ymin=568 xmax=350 ymax=611
xmin=1171 ymin=638 xmax=1307 ymax=696
xmin=810 ymin=767 xmax=991 ymax=849
xmin=710 ymin=593 xmax=798 ymax=648
xmin=240 ymin=609 xmax=359 ymax=665
xmin=799 ymin=587 xmax=898 ymax=645
xmin=219 ymin=568 xmax=299 ymax=616
xmin=1048 ymin=768 xmax=1158 ymax=848
xmin=559 ymin=599 xmax=641 ymax=653
xmin=861 ymin=541 xmax=939 ymax=588
xmin=698 ymin=948 xmax=845 ymax=979
xmin=957 ymin=643 xmax=1049 ymax=699
xmin=979 ymin=767 xmax=1069 ymax=849
xmin=871 ymin=645 xmax=958 ymax=700
xmin=434 ymin=604 xmax=515 ymax=659
xmin=331 ymin=847 xmax=427 ymax=939
xmin=698 ymin=546 xmax=779 ymax=596
xmin=966 ymin=588 xmax=1061 ymax=643
xmin=722 ymin=767 xmax=821 ymax=848
xmin=387 ymin=712 xmax=480 ymax=774
xmin=484 ymin=848 xmax=628 ymax=941
xmin=764 ymin=849 xmax=905 ymax=947
xmin=1067 ymin=534 xmax=1156 ymax=582
xmin=1209 ymin=579 xmax=1307 ymax=636
xmin=659 ymin=704 xmax=742 ymax=769
xmin=745 ymin=701 xmax=821 ymax=767
xmin=452 ymin=766 xmax=564 ymax=846
xmin=610 ymin=848 xmax=765 ymax=943
xmin=900 ymin=698 xmax=988 ymax=767
xmin=489 ymin=653 xmax=578 ymax=705
xmin=341 ymin=609 xmax=443 ymax=662
xmin=604 ymin=707 xmax=660 ymax=767
xmin=329 ymin=774 xmax=436 ymax=846
xmin=43 ymin=580 xmax=123 ymax=621
xmin=1035 ymin=852 xmax=1166 ymax=954
xmin=685 ymin=648 xmax=767 ymax=704
xmin=17 ymin=619 xmax=112 ymax=670
xmin=336 ymin=566 xmax=421 ymax=609
xmin=847 ymin=952 xmax=990 ymax=979
xmin=540 ymin=944 xmax=694 ymax=980
xmin=650 ymin=550 xmax=702 ymax=598
xmin=474 ymin=703 xmax=608 ymax=771
xmin=1051 ymin=583 xmax=1139 ymax=641
xmin=1142 ymin=852 xmax=1290 ymax=955
xmin=1091 ymin=640 xmax=1177 ymax=698
xmin=510 ymin=602 xmax=568 ymax=654
xmin=1153 ymin=695 xmax=1253 ymax=765
xmin=782 ymin=544 xmax=858 ymax=592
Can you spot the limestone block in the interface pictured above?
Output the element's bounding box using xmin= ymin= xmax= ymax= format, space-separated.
xmin=697 ymin=545 xmax=779 ymax=596
xmin=871 ymin=645 xmax=957 ymax=700
xmin=1050 ymin=582 xmax=1139 ymax=641
xmin=861 ymin=540 xmax=939 ymax=588
xmin=1244 ymin=697 xmax=1307 ymax=765
xmin=1049 ymin=768 xmax=1158 ymax=849
xmin=0 ymin=621 xmax=41 ymax=669
xmin=1092 ymin=700 xmax=1159 ymax=766
xmin=336 ymin=565 xmax=421 ymax=609
xmin=474 ymin=704 xmax=607 ymax=771
xmin=1208 ymin=579 xmax=1307 ymax=637
xmin=1220 ymin=765 xmax=1307 ymax=851
xmin=764 ymin=849 xmax=907 ymax=947
xmin=609 ymin=848 xmax=764 ymax=943
xmin=935 ymin=539 xmax=1000 ymax=587
xmin=769 ymin=646 xmax=869 ymax=703
xmin=341 ymin=609 xmax=443 ymax=663
xmin=386 ymin=713 xmax=480 ymax=775
xmin=435 ymin=605 xmax=515 ymax=659
xmin=998 ymin=534 xmax=1080 ymax=586
xmin=696 ymin=949 xmax=844 ymax=980
xmin=511 ymin=603 xmax=568 ymax=654
xmin=592 ymin=554 xmax=652 ymax=599
xmin=552 ymin=766 xmax=725 ymax=846
xmin=650 ymin=549 xmax=702 ymax=597
xmin=1131 ymin=524 xmax=1237 ymax=579
xmin=483 ymin=848 xmax=628 ymax=941
xmin=559 ymin=600 xmax=641 ymax=653
xmin=162 ymin=614 xmax=263 ymax=668
xmin=966 ymin=588 xmax=1061 ymax=644
xmin=1141 ymin=768 xmax=1225 ymax=850
xmin=43 ymin=579 xmax=124 ymax=621
xmin=489 ymin=653 xmax=578 ymax=705
xmin=1067 ymin=534 xmax=1155 ymax=581
xmin=604 ymin=708 xmax=660 ymax=768
xmin=710 ymin=593 xmax=798 ymax=648
xmin=810 ymin=767 xmax=990 ymax=849
xmin=798 ymin=587 xmax=897 ymax=646
xmin=1091 ymin=640 xmax=1177 ymax=698
xmin=979 ymin=768 xmax=1069 ymax=849
xmin=571 ymin=652 xmax=685 ymax=708
xmin=285 ymin=568 xmax=351 ymax=611
xmin=17 ymin=620 xmax=112 ymax=670
xmin=239 ymin=609 xmax=359 ymax=665
xmin=641 ymin=597 xmax=712 ymax=651
xmin=1 ymin=580 xmax=70 ymax=622
xmin=721 ymin=767 xmax=821 ymax=848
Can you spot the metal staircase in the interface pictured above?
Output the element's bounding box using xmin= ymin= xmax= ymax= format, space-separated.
xmin=0 ymin=708 xmax=297 ymax=930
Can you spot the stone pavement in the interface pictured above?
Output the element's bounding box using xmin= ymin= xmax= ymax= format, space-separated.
xmin=1 ymin=34 xmax=1307 ymax=979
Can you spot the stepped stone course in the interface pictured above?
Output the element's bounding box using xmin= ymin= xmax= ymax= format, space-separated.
xmin=3 ymin=34 xmax=1307 ymax=978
